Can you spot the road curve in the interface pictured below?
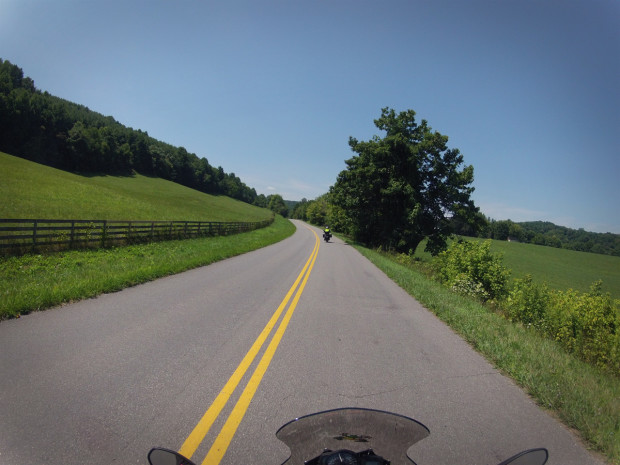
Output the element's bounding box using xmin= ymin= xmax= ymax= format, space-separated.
xmin=0 ymin=221 xmax=605 ymax=465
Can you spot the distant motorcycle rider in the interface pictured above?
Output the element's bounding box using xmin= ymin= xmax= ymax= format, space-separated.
xmin=323 ymin=225 xmax=331 ymax=242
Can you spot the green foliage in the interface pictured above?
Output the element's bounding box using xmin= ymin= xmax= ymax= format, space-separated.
xmin=305 ymin=198 xmax=327 ymax=225
xmin=505 ymin=275 xmax=550 ymax=329
xmin=327 ymin=203 xmax=348 ymax=233
xmin=434 ymin=240 xmax=510 ymax=301
xmin=433 ymin=239 xmax=620 ymax=374
xmin=253 ymin=194 xmax=268 ymax=208
xmin=267 ymin=194 xmax=289 ymax=217
xmin=305 ymin=194 xmax=333 ymax=226
xmin=508 ymin=279 xmax=620 ymax=374
xmin=330 ymin=107 xmax=478 ymax=254
xmin=283 ymin=199 xmax=298 ymax=214
xmin=290 ymin=198 xmax=309 ymax=219
xmin=0 ymin=59 xmax=257 ymax=204
xmin=292 ymin=194 xmax=348 ymax=233
xmin=433 ymin=238 xmax=620 ymax=374
xmin=545 ymin=283 xmax=619 ymax=373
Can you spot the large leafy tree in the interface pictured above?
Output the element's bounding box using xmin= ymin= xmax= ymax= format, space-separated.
xmin=267 ymin=194 xmax=289 ymax=217
xmin=331 ymin=108 xmax=478 ymax=254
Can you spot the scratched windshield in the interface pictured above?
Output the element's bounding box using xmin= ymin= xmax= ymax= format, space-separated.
xmin=276 ymin=408 xmax=430 ymax=465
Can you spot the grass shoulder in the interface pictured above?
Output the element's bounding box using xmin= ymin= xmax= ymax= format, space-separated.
xmin=0 ymin=216 xmax=295 ymax=319
xmin=354 ymin=244 xmax=619 ymax=464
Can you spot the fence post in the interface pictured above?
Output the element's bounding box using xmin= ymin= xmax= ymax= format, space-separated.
xmin=70 ymin=221 xmax=75 ymax=248
xmin=101 ymin=220 xmax=107 ymax=247
xmin=32 ymin=220 xmax=38 ymax=252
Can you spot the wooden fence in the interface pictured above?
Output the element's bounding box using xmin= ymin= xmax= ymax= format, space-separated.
xmin=0 ymin=217 xmax=274 ymax=255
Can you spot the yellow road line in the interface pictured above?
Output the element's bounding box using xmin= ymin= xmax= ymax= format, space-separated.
xmin=200 ymin=229 xmax=320 ymax=465
xmin=178 ymin=227 xmax=319 ymax=460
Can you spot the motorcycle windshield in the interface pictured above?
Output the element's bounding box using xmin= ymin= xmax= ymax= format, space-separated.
xmin=276 ymin=408 xmax=430 ymax=465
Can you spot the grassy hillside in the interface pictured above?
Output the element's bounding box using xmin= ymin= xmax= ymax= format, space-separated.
xmin=0 ymin=152 xmax=271 ymax=222
xmin=412 ymin=236 xmax=620 ymax=299
xmin=485 ymin=238 xmax=620 ymax=298
xmin=0 ymin=151 xmax=295 ymax=316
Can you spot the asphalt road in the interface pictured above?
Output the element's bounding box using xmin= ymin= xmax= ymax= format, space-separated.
xmin=0 ymin=221 xmax=606 ymax=465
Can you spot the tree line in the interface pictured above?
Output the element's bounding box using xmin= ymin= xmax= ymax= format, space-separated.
xmin=292 ymin=108 xmax=479 ymax=255
xmin=474 ymin=218 xmax=620 ymax=257
xmin=288 ymin=108 xmax=619 ymax=257
xmin=0 ymin=58 xmax=286 ymax=212
xmin=292 ymin=197 xmax=619 ymax=257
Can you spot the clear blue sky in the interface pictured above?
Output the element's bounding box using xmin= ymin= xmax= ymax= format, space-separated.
xmin=2 ymin=0 xmax=619 ymax=233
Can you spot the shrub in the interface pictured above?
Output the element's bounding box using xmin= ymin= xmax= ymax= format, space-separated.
xmin=503 ymin=278 xmax=619 ymax=375
xmin=434 ymin=240 xmax=510 ymax=301
xmin=505 ymin=275 xmax=550 ymax=330
xmin=545 ymin=282 xmax=619 ymax=373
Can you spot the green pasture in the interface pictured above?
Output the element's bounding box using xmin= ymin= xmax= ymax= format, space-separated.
xmin=1 ymin=151 xmax=291 ymax=318
xmin=0 ymin=152 xmax=270 ymax=222
xmin=413 ymin=236 xmax=620 ymax=300
xmin=486 ymin=239 xmax=620 ymax=298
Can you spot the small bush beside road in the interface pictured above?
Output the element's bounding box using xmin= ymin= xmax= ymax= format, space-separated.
xmin=434 ymin=240 xmax=510 ymax=302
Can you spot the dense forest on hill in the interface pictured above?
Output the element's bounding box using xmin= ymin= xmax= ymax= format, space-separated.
xmin=0 ymin=59 xmax=264 ymax=206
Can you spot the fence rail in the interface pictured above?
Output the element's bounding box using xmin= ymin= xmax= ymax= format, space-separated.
xmin=0 ymin=217 xmax=274 ymax=255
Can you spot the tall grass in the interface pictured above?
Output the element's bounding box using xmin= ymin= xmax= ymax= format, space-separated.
xmin=0 ymin=216 xmax=295 ymax=318
xmin=356 ymin=245 xmax=620 ymax=463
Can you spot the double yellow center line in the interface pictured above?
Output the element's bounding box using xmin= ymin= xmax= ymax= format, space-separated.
xmin=179 ymin=227 xmax=320 ymax=465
